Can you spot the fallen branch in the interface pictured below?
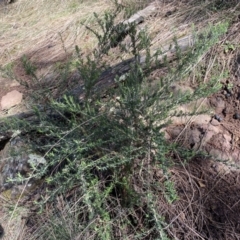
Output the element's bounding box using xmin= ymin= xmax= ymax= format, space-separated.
xmin=105 ymin=2 xmax=157 ymax=48
xmin=0 ymin=34 xmax=195 ymax=144
xmin=123 ymin=2 xmax=157 ymax=25
xmin=72 ymin=34 xmax=195 ymax=100
xmin=0 ymin=33 xmax=195 ymax=134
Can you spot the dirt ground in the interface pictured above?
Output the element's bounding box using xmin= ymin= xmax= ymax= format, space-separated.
xmin=162 ymin=157 xmax=240 ymax=239
xmin=162 ymin=26 xmax=240 ymax=240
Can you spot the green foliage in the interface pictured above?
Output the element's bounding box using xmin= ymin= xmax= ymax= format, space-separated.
xmin=1 ymin=5 xmax=228 ymax=240
xmin=21 ymin=55 xmax=37 ymax=78
xmin=84 ymin=3 xmax=124 ymax=58
xmin=223 ymin=40 xmax=238 ymax=53
xmin=164 ymin=180 xmax=179 ymax=204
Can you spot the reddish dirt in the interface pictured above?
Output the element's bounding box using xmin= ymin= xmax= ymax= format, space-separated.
xmin=0 ymin=49 xmax=76 ymax=116
xmin=166 ymin=50 xmax=240 ymax=162
xmin=0 ymin=76 xmax=26 ymax=115
xmin=162 ymin=45 xmax=240 ymax=240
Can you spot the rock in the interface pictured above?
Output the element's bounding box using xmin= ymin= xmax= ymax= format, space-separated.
xmin=233 ymin=113 xmax=240 ymax=119
xmin=0 ymin=224 xmax=3 ymax=239
xmin=0 ymin=136 xmax=46 ymax=199
xmin=214 ymin=114 xmax=223 ymax=122
xmin=0 ymin=90 xmax=23 ymax=110
xmin=211 ymin=118 xmax=220 ymax=126
xmin=193 ymin=114 xmax=211 ymax=125
xmin=28 ymin=154 xmax=46 ymax=167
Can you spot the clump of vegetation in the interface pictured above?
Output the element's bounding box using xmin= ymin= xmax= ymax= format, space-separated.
xmin=1 ymin=2 xmax=228 ymax=239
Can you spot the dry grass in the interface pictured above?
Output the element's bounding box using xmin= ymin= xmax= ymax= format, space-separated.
xmin=146 ymin=0 xmax=239 ymax=52
xmin=0 ymin=0 xmax=114 ymax=67
xmin=161 ymin=156 xmax=240 ymax=239
xmin=1 ymin=0 xmax=239 ymax=69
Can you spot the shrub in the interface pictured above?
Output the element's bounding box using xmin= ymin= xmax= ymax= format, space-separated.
xmin=2 ymin=4 xmax=228 ymax=239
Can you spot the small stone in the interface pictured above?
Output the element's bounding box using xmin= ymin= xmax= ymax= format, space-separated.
xmin=225 ymin=93 xmax=231 ymax=98
xmin=211 ymin=164 xmax=216 ymax=169
xmin=237 ymin=54 xmax=240 ymax=64
xmin=0 ymin=224 xmax=4 ymax=239
xmin=225 ymin=86 xmax=232 ymax=95
xmin=226 ymin=89 xmax=232 ymax=95
xmin=214 ymin=115 xmax=223 ymax=122
xmin=0 ymin=90 xmax=23 ymax=110
xmin=165 ymin=11 xmax=172 ymax=17
xmin=233 ymin=113 xmax=240 ymax=119
xmin=211 ymin=118 xmax=220 ymax=126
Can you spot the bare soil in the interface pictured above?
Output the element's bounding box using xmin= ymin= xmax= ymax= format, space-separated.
xmin=162 ymin=25 xmax=240 ymax=240
xmin=164 ymin=157 xmax=240 ymax=239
